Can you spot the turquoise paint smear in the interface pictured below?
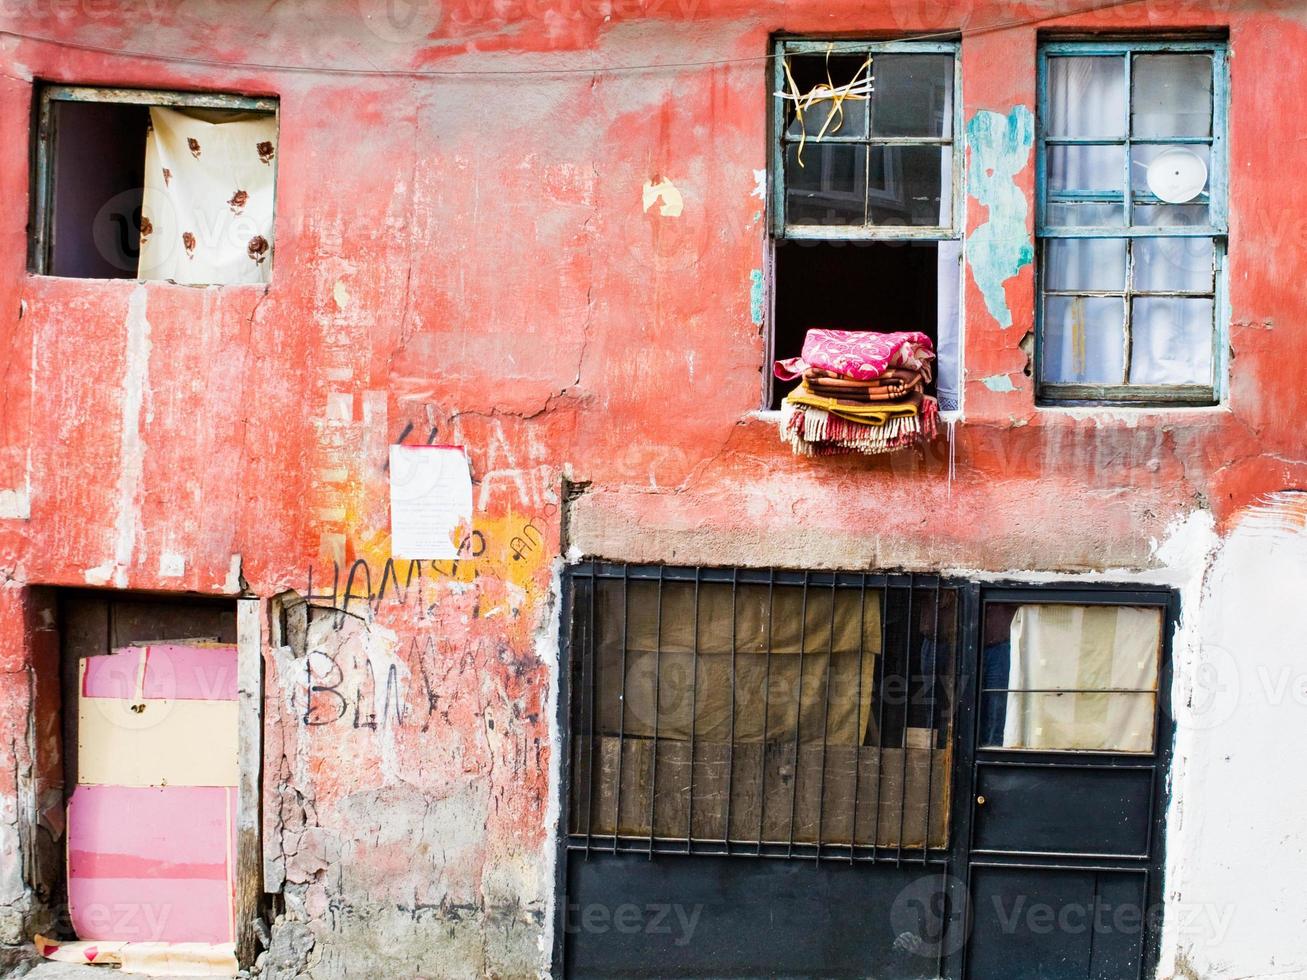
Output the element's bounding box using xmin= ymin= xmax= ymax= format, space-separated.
xmin=966 ymin=106 xmax=1035 ymax=329
xmin=980 ymin=373 xmax=1017 ymax=393
xmin=749 ymin=269 xmax=765 ymax=325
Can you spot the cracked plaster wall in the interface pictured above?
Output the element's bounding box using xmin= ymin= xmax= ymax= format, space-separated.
xmin=0 ymin=4 xmax=1305 ymax=979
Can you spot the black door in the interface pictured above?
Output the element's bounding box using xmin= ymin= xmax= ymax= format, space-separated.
xmin=557 ymin=565 xmax=967 ymax=979
xmin=962 ymin=588 xmax=1174 ymax=980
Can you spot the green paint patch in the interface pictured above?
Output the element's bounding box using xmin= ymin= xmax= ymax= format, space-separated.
xmin=749 ymin=269 xmax=765 ymax=326
xmin=966 ymin=107 xmax=1035 ymax=329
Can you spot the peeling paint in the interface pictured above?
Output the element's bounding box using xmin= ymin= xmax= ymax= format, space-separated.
xmin=641 ymin=177 xmax=683 ymax=217
xmin=109 ymin=287 xmax=153 ymax=589
xmin=966 ymin=106 xmax=1034 ymax=329
xmin=749 ymin=268 xmax=764 ymax=326
xmin=980 ymin=373 xmax=1017 ymax=392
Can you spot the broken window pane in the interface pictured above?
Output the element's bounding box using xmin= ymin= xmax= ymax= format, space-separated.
xmin=980 ymin=604 xmax=1162 ymax=754
xmin=783 ymin=54 xmax=871 ymax=140
xmin=1129 ymin=297 xmax=1214 ymax=385
xmin=1132 ymin=53 xmax=1212 ymax=138
xmin=1042 ymin=296 xmax=1125 ymax=384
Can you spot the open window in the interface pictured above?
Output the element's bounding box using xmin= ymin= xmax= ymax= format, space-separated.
xmin=30 ymin=85 xmax=279 ymax=285
xmin=1035 ymin=40 xmax=1227 ymax=405
xmin=767 ymin=40 xmax=962 ymax=411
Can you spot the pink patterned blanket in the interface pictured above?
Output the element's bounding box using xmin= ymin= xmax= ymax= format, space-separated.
xmin=775 ymin=329 xmax=935 ymax=382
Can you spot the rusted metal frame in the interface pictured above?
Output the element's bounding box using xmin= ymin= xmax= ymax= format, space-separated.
xmin=43 ymin=84 xmax=276 ymax=112
xmin=871 ymin=578 xmax=890 ymax=860
xmin=813 ymin=575 xmax=838 ymax=861
xmin=756 ymin=569 xmax=776 ymax=853
xmin=647 ymin=567 xmax=664 ymax=857
xmin=921 ymin=579 xmax=941 ymax=864
xmin=1037 ymin=381 xmax=1217 ymax=405
xmin=582 ymin=567 xmax=597 ymax=856
xmin=786 ymin=575 xmax=810 ymax=858
xmin=724 ymin=568 xmax=738 ymax=853
xmin=611 ymin=566 xmax=629 ymax=846
xmin=847 ymin=574 xmax=868 ymax=862
xmin=895 ymin=578 xmax=914 ymax=866
xmin=686 ymin=568 xmax=701 ymax=851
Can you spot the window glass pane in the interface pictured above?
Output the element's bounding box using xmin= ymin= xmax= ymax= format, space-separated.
xmin=869 ymin=54 xmax=954 ymax=137
xmin=1042 ymin=296 xmax=1125 ymax=384
xmin=1044 ymin=239 xmax=1126 ymax=292
xmin=1046 ymin=202 xmax=1125 ymax=227
xmin=1130 ymin=297 xmax=1214 ymax=385
xmin=980 ymin=603 xmax=1162 ymax=753
xmin=1048 ymin=144 xmax=1125 ymax=194
xmin=1132 ymin=53 xmax=1212 ymax=138
xmin=867 ymin=145 xmax=947 ymax=227
xmin=1047 ymin=56 xmax=1126 ymax=138
xmin=782 ymin=54 xmax=871 ymax=140
xmin=1131 ymin=144 xmax=1210 ymax=201
xmin=1134 ymin=203 xmax=1209 ymax=227
xmin=980 ymin=692 xmax=1157 ymax=752
xmin=785 ymin=143 xmax=866 ymax=226
xmin=1133 ymin=237 xmax=1215 ymax=293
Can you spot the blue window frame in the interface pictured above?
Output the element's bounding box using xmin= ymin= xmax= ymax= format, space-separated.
xmin=771 ymin=38 xmax=963 ymax=240
xmin=1036 ymin=39 xmax=1228 ymax=405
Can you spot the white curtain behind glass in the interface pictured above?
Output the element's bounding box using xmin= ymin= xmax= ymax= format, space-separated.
xmin=1044 ymin=55 xmax=1211 ymax=387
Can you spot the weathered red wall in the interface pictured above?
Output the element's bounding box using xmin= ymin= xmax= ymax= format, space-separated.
xmin=1 ymin=0 xmax=1306 ymax=975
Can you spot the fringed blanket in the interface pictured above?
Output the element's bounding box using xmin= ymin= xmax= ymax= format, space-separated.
xmin=781 ymin=391 xmax=939 ymax=457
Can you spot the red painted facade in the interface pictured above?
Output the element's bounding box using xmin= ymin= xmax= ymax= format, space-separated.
xmin=1 ymin=1 xmax=1305 ymax=976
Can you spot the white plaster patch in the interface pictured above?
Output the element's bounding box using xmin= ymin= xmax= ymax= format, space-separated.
xmin=223 ymin=553 xmax=243 ymax=593
xmin=0 ymin=489 xmax=30 ymax=520
xmin=752 ymin=168 xmax=767 ymax=200
xmin=83 ymin=564 xmax=113 ymax=586
xmin=109 ymin=287 xmax=153 ymax=589
xmin=159 ymin=552 xmax=186 ymax=578
xmin=1156 ymin=493 xmax=1307 ymax=978
xmin=332 ymin=279 xmax=351 ymax=310
xmin=642 ymin=177 xmax=684 ymax=217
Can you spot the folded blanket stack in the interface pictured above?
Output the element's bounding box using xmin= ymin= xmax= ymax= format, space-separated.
xmin=775 ymin=330 xmax=939 ymax=457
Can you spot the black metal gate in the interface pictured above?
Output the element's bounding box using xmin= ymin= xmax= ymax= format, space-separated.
xmin=555 ymin=568 xmax=1174 ymax=980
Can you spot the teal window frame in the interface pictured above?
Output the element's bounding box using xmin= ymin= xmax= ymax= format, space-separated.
xmin=770 ymin=37 xmax=964 ymax=241
xmin=1035 ymin=39 xmax=1229 ymax=406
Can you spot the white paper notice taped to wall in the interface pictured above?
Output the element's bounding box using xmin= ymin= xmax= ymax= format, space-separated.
xmin=389 ymin=445 xmax=473 ymax=560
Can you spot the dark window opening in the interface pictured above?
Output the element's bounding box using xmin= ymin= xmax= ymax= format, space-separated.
xmin=47 ymin=101 xmax=151 ymax=279
xmin=771 ymin=240 xmax=941 ymax=409
xmin=31 ymin=86 xmax=279 ymax=284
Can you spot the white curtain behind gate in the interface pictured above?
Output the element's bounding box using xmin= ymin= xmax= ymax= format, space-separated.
xmin=1003 ymin=603 xmax=1161 ymax=752
xmin=139 ymin=106 xmax=277 ymax=285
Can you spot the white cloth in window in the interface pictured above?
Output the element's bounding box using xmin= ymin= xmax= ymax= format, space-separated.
xmin=1003 ymin=604 xmax=1161 ymax=752
xmin=139 ymin=107 xmax=277 ymax=285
